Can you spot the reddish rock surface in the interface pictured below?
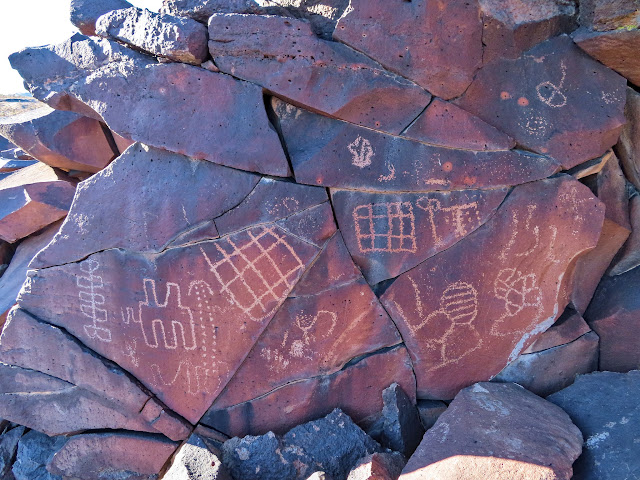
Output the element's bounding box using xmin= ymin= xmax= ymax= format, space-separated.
xmin=47 ymin=432 xmax=178 ymax=480
xmin=524 ymin=307 xmax=593 ymax=354
xmin=331 ymin=188 xmax=508 ymax=284
xmin=578 ymin=0 xmax=640 ymax=31
xmin=202 ymin=345 xmax=416 ymax=437
xmin=212 ymin=233 xmax=400 ymax=408
xmin=0 ymin=222 xmax=59 ymax=323
xmin=333 ymin=0 xmax=483 ymax=100
xmin=381 ymin=176 xmax=604 ymax=400
xmin=456 ymin=36 xmax=626 ymax=169
xmin=275 ymin=99 xmax=560 ymax=192
xmin=480 ymin=0 xmax=577 ymax=62
xmin=399 ymin=382 xmax=583 ymax=480
xmin=0 ymin=164 xmax=75 ymax=243
xmin=403 ymin=99 xmax=515 ymax=152
xmin=573 ymin=28 xmax=640 ymax=88
xmin=208 ymin=15 xmax=431 ymax=134
xmin=0 ymin=107 xmax=118 ymax=173
xmin=32 ymin=144 xmax=259 ymax=269
xmin=615 ymin=87 xmax=640 ymax=190
xmin=585 ymin=265 xmax=640 ymax=372
xmin=10 ymin=35 xmax=289 ymax=176
xmin=96 ymin=7 xmax=208 ymax=65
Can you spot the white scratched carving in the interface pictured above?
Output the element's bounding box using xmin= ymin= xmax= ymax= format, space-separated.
xmin=520 ymin=115 xmax=551 ymax=139
xmin=352 ymin=202 xmax=417 ymax=253
xmin=378 ymin=162 xmax=396 ymax=182
xmin=77 ymin=259 xmax=111 ymax=343
xmin=201 ymin=226 xmax=305 ymax=322
xmin=536 ymin=61 xmax=567 ymax=108
xmin=417 ymin=197 xmax=481 ymax=246
xmin=348 ymin=136 xmax=374 ymax=168
xmin=500 ymin=205 xmax=540 ymax=261
xmin=491 ymin=268 xmax=543 ymax=337
xmin=151 ymin=360 xmax=216 ymax=396
xmin=267 ymin=197 xmax=300 ymax=216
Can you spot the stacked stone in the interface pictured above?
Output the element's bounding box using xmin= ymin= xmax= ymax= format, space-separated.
xmin=0 ymin=0 xmax=638 ymax=478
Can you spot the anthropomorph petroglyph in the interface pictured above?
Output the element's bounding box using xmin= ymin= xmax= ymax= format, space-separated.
xmin=348 ymin=136 xmax=374 ymax=168
xmin=352 ymin=202 xmax=417 ymax=253
xmin=125 ymin=279 xmax=197 ymax=350
xmin=536 ymin=61 xmax=567 ymax=108
xmin=77 ymin=259 xmax=111 ymax=342
xmin=201 ymin=226 xmax=306 ymax=321
xmin=416 ymin=197 xmax=481 ymax=246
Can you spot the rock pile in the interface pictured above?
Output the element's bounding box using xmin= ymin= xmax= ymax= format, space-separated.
xmin=0 ymin=0 xmax=638 ymax=478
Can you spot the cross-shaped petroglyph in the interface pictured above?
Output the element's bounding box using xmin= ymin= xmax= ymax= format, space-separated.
xmin=201 ymin=226 xmax=305 ymax=322
xmin=77 ymin=259 xmax=111 ymax=343
xmin=348 ymin=136 xmax=374 ymax=168
xmin=353 ymin=202 xmax=417 ymax=253
xmin=536 ymin=61 xmax=567 ymax=108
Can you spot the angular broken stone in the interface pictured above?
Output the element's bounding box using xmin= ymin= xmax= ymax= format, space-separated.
xmin=400 ymin=383 xmax=583 ymax=480
xmin=616 ymin=87 xmax=640 ymax=190
xmin=96 ymin=7 xmax=209 ymax=65
xmin=208 ymin=15 xmax=431 ymax=134
xmin=10 ymin=35 xmax=289 ymax=176
xmin=403 ymin=98 xmax=515 ymax=151
xmin=222 ymin=409 xmax=383 ymax=480
xmin=416 ymin=400 xmax=447 ymax=431
xmin=202 ymin=345 xmax=416 ymax=437
xmin=32 ymin=144 xmax=259 ymax=269
xmin=0 ymin=158 xmax=37 ymax=174
xmin=480 ymin=0 xmax=577 ymax=62
xmin=70 ymin=0 xmax=133 ymax=35
xmin=18 ymin=223 xmax=321 ymax=423
xmin=47 ymin=432 xmax=178 ymax=480
xmin=0 ymin=222 xmax=59 ymax=324
xmin=610 ymin=195 xmax=640 ymax=275
xmin=376 ymin=383 xmax=424 ymax=458
xmin=584 ymin=265 xmax=640 ymax=372
xmin=0 ymin=164 xmax=75 ymax=243
xmin=12 ymin=430 xmax=64 ymax=480
xmin=0 ymin=426 xmax=25 ymax=478
xmin=163 ymin=433 xmax=231 ymax=480
xmin=495 ymin=309 xmax=599 ymax=397
xmin=456 ymin=35 xmax=627 ymax=169
xmin=547 ymin=370 xmax=640 ymax=480
xmin=209 ymin=233 xmax=401 ymax=408
xmin=578 ymin=0 xmax=640 ymax=31
xmin=0 ymin=107 xmax=118 ymax=173
xmin=347 ymin=452 xmax=406 ymax=480
xmin=334 ymin=0 xmax=483 ymax=100
xmin=573 ymin=28 xmax=640 ymax=88
xmin=331 ymin=188 xmax=508 ymax=284
xmin=275 ymin=99 xmax=560 ymax=192
xmin=381 ymin=176 xmax=604 ymax=400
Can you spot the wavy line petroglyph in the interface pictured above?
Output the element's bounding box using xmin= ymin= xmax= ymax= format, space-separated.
xmin=151 ymin=360 xmax=217 ymax=396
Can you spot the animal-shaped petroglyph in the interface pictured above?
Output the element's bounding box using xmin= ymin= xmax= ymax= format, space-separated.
xmin=491 ymin=268 xmax=543 ymax=337
xmin=348 ymin=136 xmax=374 ymax=168
xmin=536 ymin=61 xmax=567 ymax=108
xmin=417 ymin=197 xmax=481 ymax=246
xmin=353 ymin=202 xmax=417 ymax=253
xmin=378 ymin=162 xmax=396 ymax=182
xmin=77 ymin=259 xmax=111 ymax=342
xmin=125 ymin=279 xmax=197 ymax=350
xmin=201 ymin=226 xmax=306 ymax=322
xmin=261 ymin=310 xmax=338 ymax=372
xmin=391 ymin=279 xmax=482 ymax=370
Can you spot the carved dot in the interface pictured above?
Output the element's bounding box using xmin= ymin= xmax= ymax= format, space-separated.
xmin=442 ymin=162 xmax=453 ymax=172
xmin=517 ymin=97 xmax=529 ymax=106
xmin=500 ymin=91 xmax=511 ymax=100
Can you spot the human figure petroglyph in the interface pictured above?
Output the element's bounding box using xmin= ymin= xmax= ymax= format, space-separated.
xmin=491 ymin=268 xmax=543 ymax=337
xmin=391 ymin=278 xmax=482 ymax=370
xmin=416 ymin=197 xmax=481 ymax=246
xmin=536 ymin=61 xmax=567 ymax=108
xmin=352 ymin=202 xmax=417 ymax=253
xmin=126 ymin=279 xmax=197 ymax=350
xmin=201 ymin=226 xmax=306 ymax=322
xmin=77 ymin=259 xmax=111 ymax=342
xmin=348 ymin=136 xmax=374 ymax=168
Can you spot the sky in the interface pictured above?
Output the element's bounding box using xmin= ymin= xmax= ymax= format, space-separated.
xmin=0 ymin=0 xmax=163 ymax=94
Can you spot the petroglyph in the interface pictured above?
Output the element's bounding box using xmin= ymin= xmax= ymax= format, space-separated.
xmin=267 ymin=197 xmax=301 ymax=216
xmin=500 ymin=205 xmax=540 ymax=260
xmin=417 ymin=198 xmax=481 ymax=246
xmin=77 ymin=259 xmax=111 ymax=342
xmin=348 ymin=136 xmax=374 ymax=168
xmin=520 ymin=115 xmax=551 ymax=139
xmin=378 ymin=162 xmax=396 ymax=182
xmin=491 ymin=268 xmax=543 ymax=336
xmin=151 ymin=360 xmax=214 ymax=396
xmin=352 ymin=202 xmax=417 ymax=253
xmin=536 ymin=61 xmax=567 ymax=108
xmin=201 ymin=226 xmax=306 ymax=321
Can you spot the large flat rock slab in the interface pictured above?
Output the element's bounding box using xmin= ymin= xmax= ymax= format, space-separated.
xmin=334 ymin=0 xmax=483 ymax=100
xmin=9 ymin=35 xmax=289 ymax=176
xmin=400 ymin=382 xmax=583 ymax=480
xmin=331 ymin=188 xmax=508 ymax=284
xmin=456 ymin=35 xmax=626 ymax=169
xmin=275 ymin=99 xmax=560 ymax=192
xmin=18 ymin=223 xmax=322 ymax=423
xmin=32 ymin=144 xmax=259 ymax=269
xmin=208 ymin=15 xmax=431 ymax=134
xmin=548 ymin=371 xmax=640 ymax=480
xmin=381 ymin=176 xmax=604 ymax=400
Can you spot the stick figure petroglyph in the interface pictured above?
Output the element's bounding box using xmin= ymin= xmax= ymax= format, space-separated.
xmin=536 ymin=61 xmax=567 ymax=108
xmin=348 ymin=136 xmax=374 ymax=168
xmin=416 ymin=197 xmax=481 ymax=246
xmin=77 ymin=259 xmax=111 ymax=343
